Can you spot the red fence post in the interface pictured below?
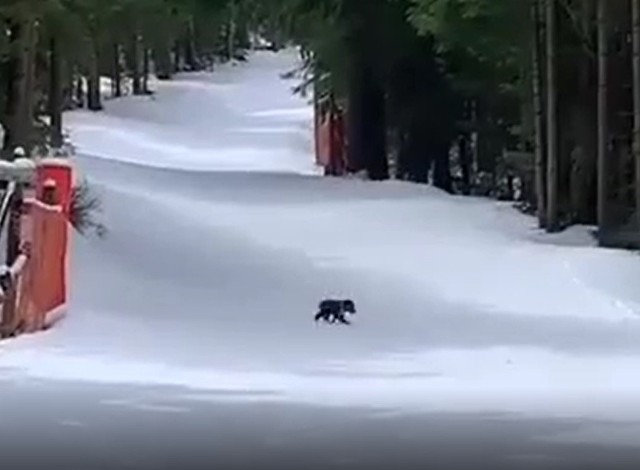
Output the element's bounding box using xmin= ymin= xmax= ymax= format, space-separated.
xmin=31 ymin=158 xmax=72 ymax=330
xmin=36 ymin=158 xmax=72 ymax=218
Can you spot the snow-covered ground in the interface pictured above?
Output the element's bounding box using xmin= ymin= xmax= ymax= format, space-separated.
xmin=1 ymin=49 xmax=640 ymax=469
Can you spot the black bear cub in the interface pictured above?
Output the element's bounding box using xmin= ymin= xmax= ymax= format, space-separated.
xmin=314 ymin=299 xmax=356 ymax=325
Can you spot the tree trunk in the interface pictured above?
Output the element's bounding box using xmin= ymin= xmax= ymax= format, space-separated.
xmin=142 ymin=46 xmax=150 ymax=93
xmin=345 ymin=60 xmax=388 ymax=180
xmin=633 ymin=0 xmax=640 ymax=228
xmin=545 ymin=0 xmax=559 ymax=232
xmin=395 ymin=132 xmax=409 ymax=180
xmin=3 ymin=17 xmax=37 ymax=155
xmin=363 ymin=65 xmax=388 ymax=180
xmin=112 ymin=43 xmax=122 ymax=98
xmin=568 ymin=0 xmax=597 ymax=225
xmin=228 ymin=1 xmax=236 ymax=61
xmin=597 ymin=0 xmax=609 ymax=231
xmin=406 ymin=120 xmax=431 ymax=183
xmin=87 ymin=44 xmax=102 ymax=111
xmin=62 ymin=60 xmax=74 ymax=110
xmin=433 ymin=141 xmax=452 ymax=192
xmin=154 ymin=45 xmax=173 ymax=80
xmin=130 ymin=34 xmax=142 ymax=95
xmin=184 ymin=17 xmax=198 ymax=70
xmin=19 ymin=18 xmax=38 ymax=154
xmin=2 ymin=21 xmax=22 ymax=155
xmin=173 ymin=39 xmax=182 ymax=73
xmin=459 ymin=133 xmax=472 ymax=195
xmin=341 ymin=0 xmax=390 ymax=179
xmin=532 ymin=0 xmax=547 ymax=228
xmin=75 ymin=71 xmax=84 ymax=108
xmin=49 ymin=36 xmax=63 ymax=148
xmin=346 ymin=64 xmax=365 ymax=173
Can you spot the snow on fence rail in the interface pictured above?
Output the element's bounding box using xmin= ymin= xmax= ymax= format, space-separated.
xmin=0 ymin=156 xmax=72 ymax=339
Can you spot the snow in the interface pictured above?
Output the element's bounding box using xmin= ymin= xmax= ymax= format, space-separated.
xmin=1 ymin=48 xmax=640 ymax=467
xmin=65 ymin=53 xmax=318 ymax=175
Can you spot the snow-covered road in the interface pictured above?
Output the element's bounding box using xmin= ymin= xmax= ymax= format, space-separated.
xmin=2 ymin=49 xmax=640 ymax=469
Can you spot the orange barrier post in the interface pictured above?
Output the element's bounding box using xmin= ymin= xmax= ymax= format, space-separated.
xmin=317 ymin=113 xmax=331 ymax=168
xmin=314 ymin=99 xmax=347 ymax=176
xmin=16 ymin=158 xmax=72 ymax=333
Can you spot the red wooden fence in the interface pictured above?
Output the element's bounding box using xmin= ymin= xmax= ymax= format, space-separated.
xmin=0 ymin=157 xmax=72 ymax=338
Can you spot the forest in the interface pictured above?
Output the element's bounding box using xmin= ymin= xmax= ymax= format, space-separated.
xmin=1 ymin=0 xmax=639 ymax=247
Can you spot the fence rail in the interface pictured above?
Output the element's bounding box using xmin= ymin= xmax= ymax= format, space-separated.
xmin=0 ymin=181 xmax=16 ymax=234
